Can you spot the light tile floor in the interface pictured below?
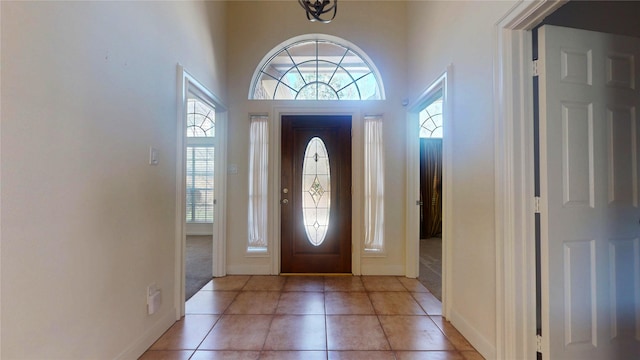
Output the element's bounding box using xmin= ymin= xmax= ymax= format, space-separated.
xmin=140 ymin=276 xmax=484 ymax=360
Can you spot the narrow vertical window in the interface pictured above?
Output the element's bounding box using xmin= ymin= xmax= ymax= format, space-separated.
xmin=186 ymin=98 xmax=215 ymax=223
xmin=248 ymin=115 xmax=269 ymax=251
xmin=364 ymin=116 xmax=385 ymax=252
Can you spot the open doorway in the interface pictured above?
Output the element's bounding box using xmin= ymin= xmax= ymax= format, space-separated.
xmin=184 ymin=94 xmax=216 ymax=300
xmin=176 ymin=66 xmax=227 ymax=317
xmin=408 ymin=69 xmax=450 ymax=310
xmin=417 ymin=93 xmax=443 ymax=300
xmin=494 ymin=1 xmax=640 ymax=357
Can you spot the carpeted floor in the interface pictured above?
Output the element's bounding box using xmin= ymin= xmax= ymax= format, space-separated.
xmin=418 ymin=237 xmax=442 ymax=301
xmin=185 ymin=235 xmax=213 ymax=301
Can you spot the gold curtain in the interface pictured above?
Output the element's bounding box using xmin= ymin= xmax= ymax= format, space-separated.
xmin=419 ymin=138 xmax=442 ymax=238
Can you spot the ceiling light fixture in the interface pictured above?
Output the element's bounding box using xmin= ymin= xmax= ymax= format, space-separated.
xmin=298 ymin=0 xmax=337 ymax=23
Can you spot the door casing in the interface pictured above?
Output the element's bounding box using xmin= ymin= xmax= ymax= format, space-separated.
xmin=175 ymin=65 xmax=228 ymax=318
xmin=493 ymin=1 xmax=568 ymax=359
xmin=407 ymin=70 xmax=452 ymax=320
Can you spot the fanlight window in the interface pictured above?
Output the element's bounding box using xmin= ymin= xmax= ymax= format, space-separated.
xmin=302 ymin=137 xmax=331 ymax=246
xmin=250 ymin=37 xmax=384 ymax=100
xmin=419 ymin=94 xmax=443 ymax=138
xmin=187 ymin=99 xmax=215 ymax=137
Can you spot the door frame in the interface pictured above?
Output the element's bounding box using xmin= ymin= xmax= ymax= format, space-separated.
xmin=174 ymin=65 xmax=228 ymax=318
xmin=493 ymin=1 xmax=567 ymax=359
xmin=406 ymin=68 xmax=452 ymax=319
xmin=271 ymin=105 xmax=364 ymax=275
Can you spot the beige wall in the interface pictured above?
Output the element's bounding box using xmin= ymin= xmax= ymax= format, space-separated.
xmin=406 ymin=1 xmax=516 ymax=358
xmin=0 ymin=1 xmax=226 ymax=358
xmin=224 ymin=1 xmax=408 ymax=275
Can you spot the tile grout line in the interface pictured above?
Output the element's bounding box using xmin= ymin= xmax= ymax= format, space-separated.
xmin=367 ymin=288 xmax=395 ymax=354
xmin=149 ymin=275 xmax=481 ymax=359
xmin=189 ymin=275 xmax=249 ymax=356
xmin=323 ymin=277 xmax=329 ymax=360
xmin=258 ymin=276 xmax=285 ymax=355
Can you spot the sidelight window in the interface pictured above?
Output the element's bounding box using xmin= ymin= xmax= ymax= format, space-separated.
xmin=248 ymin=115 xmax=269 ymax=251
xmin=364 ymin=116 xmax=385 ymax=252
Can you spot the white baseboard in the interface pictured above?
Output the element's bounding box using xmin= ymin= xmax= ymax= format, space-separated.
xmin=449 ymin=308 xmax=495 ymax=360
xmin=359 ymin=264 xmax=404 ymax=276
xmin=186 ymin=223 xmax=213 ymax=236
xmin=225 ymin=264 xmax=405 ymax=276
xmin=226 ymin=264 xmax=272 ymax=275
xmin=114 ymin=310 xmax=176 ymax=360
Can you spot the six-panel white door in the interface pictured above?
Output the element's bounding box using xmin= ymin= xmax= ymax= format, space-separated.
xmin=539 ymin=25 xmax=640 ymax=359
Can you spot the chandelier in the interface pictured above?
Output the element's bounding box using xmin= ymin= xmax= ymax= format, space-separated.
xmin=298 ymin=0 xmax=337 ymax=23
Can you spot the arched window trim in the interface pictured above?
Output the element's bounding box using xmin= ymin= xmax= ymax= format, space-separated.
xmin=248 ymin=34 xmax=386 ymax=100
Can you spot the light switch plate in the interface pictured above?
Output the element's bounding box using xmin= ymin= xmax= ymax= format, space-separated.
xmin=149 ymin=147 xmax=159 ymax=165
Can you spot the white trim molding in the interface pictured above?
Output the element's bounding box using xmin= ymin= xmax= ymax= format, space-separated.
xmin=175 ymin=64 xmax=228 ymax=318
xmin=493 ymin=1 xmax=566 ymax=359
xmin=406 ymin=66 xmax=452 ymax=318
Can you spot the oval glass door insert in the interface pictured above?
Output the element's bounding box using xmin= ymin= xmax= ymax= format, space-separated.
xmin=302 ymin=137 xmax=331 ymax=246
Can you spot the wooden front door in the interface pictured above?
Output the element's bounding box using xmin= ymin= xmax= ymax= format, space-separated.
xmin=281 ymin=115 xmax=352 ymax=273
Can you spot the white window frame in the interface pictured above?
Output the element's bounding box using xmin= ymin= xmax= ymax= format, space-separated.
xmin=185 ymin=98 xmax=216 ymax=228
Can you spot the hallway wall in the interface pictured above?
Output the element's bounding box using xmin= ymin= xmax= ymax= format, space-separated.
xmin=0 ymin=2 xmax=227 ymax=358
xmin=407 ymin=1 xmax=517 ymax=358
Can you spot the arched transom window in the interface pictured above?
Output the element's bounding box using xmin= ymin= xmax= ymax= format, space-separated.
xmin=419 ymin=93 xmax=443 ymax=138
xmin=249 ymin=35 xmax=385 ymax=100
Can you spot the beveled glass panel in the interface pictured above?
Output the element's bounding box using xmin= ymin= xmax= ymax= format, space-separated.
xmin=281 ymin=70 xmax=306 ymax=92
xmin=329 ymin=68 xmax=352 ymax=91
xmin=265 ymin=50 xmax=295 ymax=79
xmin=297 ymin=83 xmax=318 ymax=100
xmin=287 ymin=41 xmax=317 ymax=61
xmin=302 ymin=137 xmax=331 ymax=246
xmin=337 ymin=83 xmax=359 ymax=100
xmin=317 ymin=83 xmax=339 ymax=100
xmin=355 ymin=73 xmax=378 ymax=100
xmin=317 ymin=41 xmax=348 ymax=60
xmin=341 ymin=50 xmax=370 ymax=73
xmin=298 ymin=61 xmax=318 ymax=84
xmin=253 ymin=73 xmax=277 ymax=99
xmin=318 ymin=60 xmax=339 ymax=84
